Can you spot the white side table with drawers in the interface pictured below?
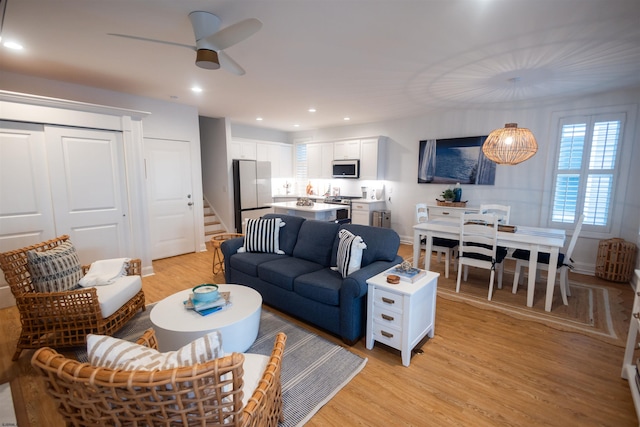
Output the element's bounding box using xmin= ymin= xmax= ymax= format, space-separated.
xmin=365 ymin=268 xmax=439 ymax=366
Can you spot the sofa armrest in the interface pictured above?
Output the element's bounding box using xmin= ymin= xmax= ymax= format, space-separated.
xmin=341 ymin=256 xmax=403 ymax=299
xmin=221 ymin=237 xmax=244 ymax=258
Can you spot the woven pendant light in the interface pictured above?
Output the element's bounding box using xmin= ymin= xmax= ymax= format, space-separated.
xmin=482 ymin=123 xmax=538 ymax=165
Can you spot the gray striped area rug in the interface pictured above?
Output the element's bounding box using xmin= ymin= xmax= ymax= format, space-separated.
xmin=76 ymin=305 xmax=367 ymax=426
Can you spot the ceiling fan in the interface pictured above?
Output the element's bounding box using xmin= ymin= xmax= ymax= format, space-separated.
xmin=108 ymin=11 xmax=262 ymax=75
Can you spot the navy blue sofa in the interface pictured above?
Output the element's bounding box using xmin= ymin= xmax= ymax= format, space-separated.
xmin=221 ymin=214 xmax=402 ymax=344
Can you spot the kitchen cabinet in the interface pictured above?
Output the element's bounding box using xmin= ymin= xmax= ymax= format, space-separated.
xmin=307 ymin=142 xmax=334 ymax=179
xmin=334 ymin=139 xmax=360 ymax=159
xmin=257 ymin=142 xmax=293 ymax=178
xmin=359 ymin=137 xmax=386 ymax=180
xmin=229 ymin=139 xmax=257 ymax=160
xmin=351 ymin=200 xmax=387 ymax=226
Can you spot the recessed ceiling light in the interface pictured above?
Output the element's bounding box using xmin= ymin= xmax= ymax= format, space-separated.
xmin=308 ymin=108 xmax=316 ymax=113
xmin=256 ymin=117 xmax=263 ymax=121
xmin=343 ymin=117 xmax=351 ymax=121
xmin=293 ymin=124 xmax=300 ymax=127
xmin=191 ymin=86 xmax=203 ymax=93
xmin=3 ymin=41 xmax=23 ymax=50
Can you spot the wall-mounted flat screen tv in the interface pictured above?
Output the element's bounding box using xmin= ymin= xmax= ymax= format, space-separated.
xmin=417 ymin=136 xmax=495 ymax=185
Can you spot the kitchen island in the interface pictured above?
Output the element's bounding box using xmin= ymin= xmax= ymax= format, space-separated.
xmin=269 ymin=201 xmax=346 ymax=221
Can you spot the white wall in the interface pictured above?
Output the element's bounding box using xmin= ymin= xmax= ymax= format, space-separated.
xmin=291 ymin=88 xmax=640 ymax=275
xmin=200 ymin=116 xmax=236 ymax=233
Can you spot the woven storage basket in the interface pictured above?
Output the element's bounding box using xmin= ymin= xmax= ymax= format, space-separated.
xmin=595 ymin=238 xmax=637 ymax=282
xmin=436 ymin=200 xmax=467 ymax=207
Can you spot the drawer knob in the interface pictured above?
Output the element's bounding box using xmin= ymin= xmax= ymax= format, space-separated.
xmin=381 ymin=314 xmax=394 ymax=321
xmin=381 ymin=297 xmax=395 ymax=305
xmin=381 ymin=330 xmax=394 ymax=338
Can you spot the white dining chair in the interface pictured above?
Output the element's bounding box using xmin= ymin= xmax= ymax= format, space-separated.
xmin=511 ymin=214 xmax=584 ymax=306
xmin=456 ymin=212 xmax=508 ymax=300
xmin=416 ymin=203 xmax=458 ymax=278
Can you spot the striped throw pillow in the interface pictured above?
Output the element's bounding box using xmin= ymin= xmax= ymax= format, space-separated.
xmin=26 ymin=241 xmax=83 ymax=293
xmin=237 ymin=218 xmax=285 ymax=254
xmin=334 ymin=229 xmax=367 ymax=278
xmin=87 ymin=330 xmax=224 ymax=370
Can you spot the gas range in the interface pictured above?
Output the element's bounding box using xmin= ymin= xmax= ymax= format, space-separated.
xmin=322 ymin=197 xmax=353 ymax=205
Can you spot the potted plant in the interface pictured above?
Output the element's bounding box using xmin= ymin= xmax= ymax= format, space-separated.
xmin=441 ymin=189 xmax=456 ymax=202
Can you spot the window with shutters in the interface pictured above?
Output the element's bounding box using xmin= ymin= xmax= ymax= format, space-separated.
xmin=295 ymin=143 xmax=308 ymax=183
xmin=550 ymin=112 xmax=625 ymax=232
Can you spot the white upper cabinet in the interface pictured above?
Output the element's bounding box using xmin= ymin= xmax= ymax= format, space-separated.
xmin=257 ymin=142 xmax=293 ymax=178
xmin=307 ymin=142 xmax=334 ymax=179
xmin=359 ymin=137 xmax=386 ymax=180
xmin=230 ymin=139 xmax=257 ymax=160
xmin=334 ymin=139 xmax=360 ymax=159
xmin=232 ymin=139 xmax=293 ymax=178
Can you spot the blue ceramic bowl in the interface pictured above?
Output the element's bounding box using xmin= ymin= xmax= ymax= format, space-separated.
xmin=192 ymin=284 xmax=219 ymax=303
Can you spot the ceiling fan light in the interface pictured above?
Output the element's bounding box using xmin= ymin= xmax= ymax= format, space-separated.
xmin=195 ymin=49 xmax=220 ymax=70
xmin=482 ymin=123 xmax=538 ymax=165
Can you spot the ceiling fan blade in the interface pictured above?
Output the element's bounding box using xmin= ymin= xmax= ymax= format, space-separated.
xmin=218 ymin=51 xmax=246 ymax=76
xmin=188 ymin=11 xmax=221 ymax=42
xmin=108 ymin=33 xmax=196 ymax=51
xmin=202 ymin=18 xmax=262 ymax=51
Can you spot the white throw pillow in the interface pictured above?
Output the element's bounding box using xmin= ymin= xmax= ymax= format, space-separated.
xmin=237 ymin=217 xmax=285 ymax=254
xmin=87 ymin=330 xmax=224 ymax=370
xmin=26 ymin=241 xmax=83 ymax=293
xmin=333 ymin=229 xmax=367 ymax=278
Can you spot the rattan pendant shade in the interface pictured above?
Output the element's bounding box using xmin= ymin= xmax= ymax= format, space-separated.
xmin=482 ymin=123 xmax=538 ymax=165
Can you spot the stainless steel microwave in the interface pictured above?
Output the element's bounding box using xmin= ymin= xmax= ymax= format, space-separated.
xmin=332 ymin=159 xmax=360 ymax=178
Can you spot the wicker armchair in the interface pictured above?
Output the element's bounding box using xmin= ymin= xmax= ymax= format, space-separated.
xmin=0 ymin=235 xmax=146 ymax=361
xmin=31 ymin=329 xmax=287 ymax=427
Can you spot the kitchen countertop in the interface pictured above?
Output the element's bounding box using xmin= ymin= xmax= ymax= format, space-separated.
xmin=273 ymin=195 xmax=384 ymax=203
xmin=270 ymin=201 xmax=347 ymax=212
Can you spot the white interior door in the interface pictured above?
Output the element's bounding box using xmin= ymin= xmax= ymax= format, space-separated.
xmin=0 ymin=122 xmax=56 ymax=307
xmin=44 ymin=126 xmax=129 ymax=264
xmin=145 ymin=138 xmax=195 ymax=260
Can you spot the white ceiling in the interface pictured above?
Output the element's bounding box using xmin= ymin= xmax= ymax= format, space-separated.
xmin=1 ymin=0 xmax=639 ymax=132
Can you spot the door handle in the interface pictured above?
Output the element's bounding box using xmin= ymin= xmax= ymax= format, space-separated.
xmin=187 ymin=202 xmax=193 ymax=206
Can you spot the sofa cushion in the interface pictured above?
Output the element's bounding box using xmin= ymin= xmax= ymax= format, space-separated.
xmin=87 ymin=330 xmax=224 ymax=370
xmin=26 ymin=241 xmax=83 ymax=293
xmin=262 ymin=214 xmax=306 ymax=255
xmin=229 ymin=252 xmax=285 ymax=277
xmin=294 ymin=268 xmax=343 ymax=306
xmin=293 ymin=220 xmax=340 ymax=266
xmin=258 ymin=257 xmax=325 ymax=291
xmin=332 ymin=224 xmax=400 ymax=267
xmin=238 ymin=217 xmax=285 ymax=254
xmin=334 ymin=229 xmax=367 ymax=278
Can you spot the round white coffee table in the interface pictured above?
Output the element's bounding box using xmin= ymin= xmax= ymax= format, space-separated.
xmin=150 ymin=284 xmax=262 ymax=353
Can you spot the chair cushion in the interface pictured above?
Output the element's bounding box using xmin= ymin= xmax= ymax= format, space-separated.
xmin=92 ymin=275 xmax=143 ymax=318
xmin=87 ymin=330 xmax=224 ymax=370
xmin=461 ymin=244 xmax=508 ymax=264
xmin=26 ymin=241 xmax=83 ymax=293
xmin=333 ymin=229 xmax=367 ymax=278
xmin=241 ymin=353 xmax=270 ymax=407
xmin=512 ymin=249 xmax=566 ymax=267
xmin=238 ymin=217 xmax=286 ymax=254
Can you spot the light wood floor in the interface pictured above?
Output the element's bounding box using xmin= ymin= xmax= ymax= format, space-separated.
xmin=1 ymin=244 xmax=637 ymax=426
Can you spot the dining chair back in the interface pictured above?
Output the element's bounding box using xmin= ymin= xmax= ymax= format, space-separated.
xmin=511 ymin=214 xmax=585 ymax=305
xmin=416 ymin=203 xmax=458 ymax=278
xmin=456 ymin=213 xmax=507 ymax=300
xmin=479 ymin=204 xmax=511 ymax=225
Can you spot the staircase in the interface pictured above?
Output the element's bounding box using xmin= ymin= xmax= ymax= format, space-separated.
xmin=203 ymin=200 xmax=225 ymax=244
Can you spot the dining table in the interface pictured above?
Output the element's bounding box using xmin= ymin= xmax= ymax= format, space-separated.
xmin=413 ymin=218 xmax=566 ymax=312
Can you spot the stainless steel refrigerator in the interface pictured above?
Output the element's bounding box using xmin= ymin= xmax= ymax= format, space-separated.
xmin=232 ymin=159 xmax=273 ymax=233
